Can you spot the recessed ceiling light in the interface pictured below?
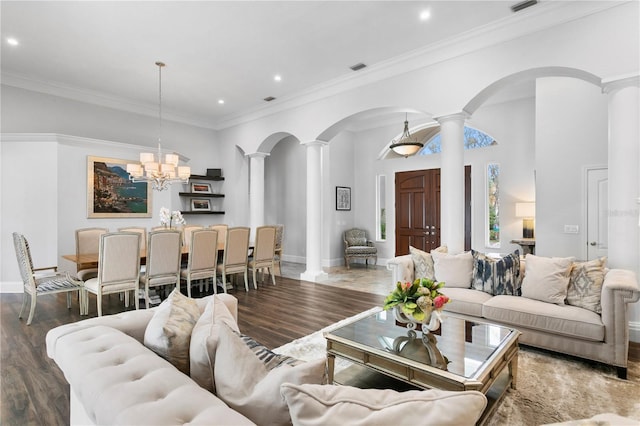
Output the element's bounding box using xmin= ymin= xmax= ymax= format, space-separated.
xmin=7 ymin=37 xmax=19 ymax=46
xmin=419 ymin=9 xmax=431 ymax=21
xmin=218 ymin=99 xmax=225 ymax=105
xmin=274 ymin=75 xmax=282 ymax=82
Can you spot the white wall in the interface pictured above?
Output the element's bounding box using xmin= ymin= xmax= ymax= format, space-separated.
xmin=535 ymin=77 xmax=608 ymax=257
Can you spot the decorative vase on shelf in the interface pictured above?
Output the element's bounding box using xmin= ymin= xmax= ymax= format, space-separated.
xmin=394 ymin=305 xmax=442 ymax=334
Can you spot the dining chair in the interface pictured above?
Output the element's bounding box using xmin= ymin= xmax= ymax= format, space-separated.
xmin=209 ymin=224 xmax=228 ymax=249
xmin=180 ymin=229 xmax=218 ymax=297
xmin=248 ymin=226 xmax=277 ymax=289
xmin=12 ymin=232 xmax=86 ymax=325
xmin=274 ymin=224 xmax=284 ymax=275
xmin=139 ymin=230 xmax=182 ymax=308
xmin=182 ymin=225 xmax=204 ymax=252
xmin=83 ymin=232 xmax=141 ymax=317
xmin=118 ymin=226 xmax=147 ymax=252
xmin=75 ymin=227 xmax=109 ymax=281
xmin=217 ymin=226 xmax=250 ymax=292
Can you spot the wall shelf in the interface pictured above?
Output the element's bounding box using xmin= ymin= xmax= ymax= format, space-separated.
xmin=181 ymin=211 xmax=225 ymax=215
xmin=181 ymin=171 xmax=225 ymax=215
xmin=188 ymin=174 xmax=225 ymax=181
xmin=178 ymin=192 xmax=224 ymax=198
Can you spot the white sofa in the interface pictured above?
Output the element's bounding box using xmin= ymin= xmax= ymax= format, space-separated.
xmin=46 ymin=293 xmax=488 ymax=426
xmin=387 ymin=254 xmax=640 ymax=379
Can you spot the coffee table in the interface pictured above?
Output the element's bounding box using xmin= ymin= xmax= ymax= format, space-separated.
xmin=324 ymin=309 xmax=520 ymax=423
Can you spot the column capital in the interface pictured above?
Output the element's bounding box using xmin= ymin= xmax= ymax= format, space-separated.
xmin=602 ymin=73 xmax=640 ymax=94
xmin=301 ymin=140 xmax=329 ymax=148
xmin=246 ymin=151 xmax=270 ymax=159
xmin=433 ymin=111 xmax=469 ymax=124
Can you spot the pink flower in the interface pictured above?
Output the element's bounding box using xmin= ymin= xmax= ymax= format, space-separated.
xmin=433 ymin=294 xmax=450 ymax=309
xmin=402 ymin=282 xmax=412 ymax=290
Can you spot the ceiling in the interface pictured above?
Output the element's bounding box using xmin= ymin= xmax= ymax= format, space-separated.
xmin=0 ymin=1 xmax=614 ymax=130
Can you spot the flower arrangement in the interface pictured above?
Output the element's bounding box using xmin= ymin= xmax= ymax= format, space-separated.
xmin=383 ymin=278 xmax=450 ymax=322
xmin=159 ymin=207 xmax=185 ymax=229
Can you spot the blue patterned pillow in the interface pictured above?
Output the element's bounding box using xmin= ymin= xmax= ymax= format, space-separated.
xmin=472 ymin=250 xmax=521 ymax=295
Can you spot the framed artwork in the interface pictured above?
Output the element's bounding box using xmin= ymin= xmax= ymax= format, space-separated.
xmin=87 ymin=156 xmax=152 ymax=218
xmin=336 ymin=186 xmax=351 ymax=211
xmin=191 ymin=199 xmax=211 ymax=212
xmin=191 ymin=182 xmax=212 ymax=193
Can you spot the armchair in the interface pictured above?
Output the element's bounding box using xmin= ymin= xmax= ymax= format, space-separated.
xmin=343 ymin=228 xmax=377 ymax=269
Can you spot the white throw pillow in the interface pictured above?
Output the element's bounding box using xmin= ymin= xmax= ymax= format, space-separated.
xmin=409 ymin=245 xmax=447 ymax=280
xmin=143 ymin=288 xmax=200 ymax=375
xmin=189 ymin=296 xmax=239 ymax=393
xmin=520 ymin=254 xmax=574 ymax=305
xmin=214 ymin=323 xmax=326 ymax=426
xmin=431 ymin=250 xmax=473 ymax=288
xmin=280 ymin=383 xmax=487 ymax=426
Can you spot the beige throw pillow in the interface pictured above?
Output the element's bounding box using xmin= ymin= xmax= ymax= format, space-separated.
xmin=214 ymin=323 xmax=326 ymax=426
xmin=409 ymin=245 xmax=447 ymax=280
xmin=144 ymin=288 xmax=201 ymax=375
xmin=566 ymin=257 xmax=607 ymax=313
xmin=189 ymin=296 xmax=240 ymax=393
xmin=280 ymin=383 xmax=487 ymax=426
xmin=520 ymin=255 xmax=574 ymax=305
xmin=431 ymin=250 xmax=473 ymax=288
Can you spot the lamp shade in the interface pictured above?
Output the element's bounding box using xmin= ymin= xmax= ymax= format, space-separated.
xmin=515 ymin=202 xmax=535 ymax=218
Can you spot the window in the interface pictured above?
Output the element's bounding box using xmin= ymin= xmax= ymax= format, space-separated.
xmin=419 ymin=126 xmax=497 ymax=155
xmin=376 ymin=175 xmax=386 ymax=241
xmin=487 ymin=163 xmax=500 ymax=248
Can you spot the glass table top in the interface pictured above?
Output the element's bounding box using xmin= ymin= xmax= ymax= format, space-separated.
xmin=327 ymin=309 xmax=516 ymax=379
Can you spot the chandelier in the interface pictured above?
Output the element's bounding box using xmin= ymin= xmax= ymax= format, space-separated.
xmin=389 ymin=114 xmax=424 ymax=157
xmin=126 ymin=62 xmax=190 ymax=191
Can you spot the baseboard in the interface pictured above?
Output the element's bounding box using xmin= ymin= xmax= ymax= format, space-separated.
xmin=629 ymin=321 xmax=640 ymax=345
xmin=0 ymin=281 xmax=23 ymax=293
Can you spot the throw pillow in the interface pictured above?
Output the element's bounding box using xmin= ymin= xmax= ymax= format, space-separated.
xmin=214 ymin=323 xmax=326 ymax=426
xmin=431 ymin=250 xmax=473 ymax=288
xmin=143 ymin=288 xmax=200 ymax=375
xmin=409 ymin=245 xmax=447 ymax=281
xmin=189 ymin=296 xmax=240 ymax=393
xmin=472 ymin=250 xmax=521 ymax=295
xmin=280 ymin=383 xmax=487 ymax=426
xmin=520 ymin=255 xmax=574 ymax=305
xmin=566 ymin=257 xmax=607 ymax=314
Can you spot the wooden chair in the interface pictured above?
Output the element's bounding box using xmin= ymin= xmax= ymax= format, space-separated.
xmin=75 ymin=227 xmax=109 ymax=281
xmin=139 ymin=230 xmax=182 ymax=308
xmin=273 ymin=224 xmax=284 ymax=275
xmin=343 ymin=228 xmax=377 ymax=269
xmin=217 ymin=226 xmax=250 ymax=292
xmin=83 ymin=232 xmax=141 ymax=316
xmin=180 ymin=229 xmax=218 ymax=297
xmin=248 ymin=226 xmax=277 ymax=289
xmin=12 ymin=232 xmax=86 ymax=325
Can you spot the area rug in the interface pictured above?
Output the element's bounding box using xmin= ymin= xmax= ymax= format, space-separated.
xmin=274 ymin=309 xmax=640 ymax=425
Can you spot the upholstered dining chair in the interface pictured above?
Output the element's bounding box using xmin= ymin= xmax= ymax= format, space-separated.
xmin=75 ymin=227 xmax=109 ymax=281
xmin=83 ymin=232 xmax=141 ymax=316
xmin=248 ymin=226 xmax=277 ymax=289
xmin=180 ymin=229 xmax=218 ymax=297
xmin=273 ymin=224 xmax=284 ymax=275
xmin=12 ymin=232 xmax=86 ymax=325
xmin=139 ymin=230 xmax=182 ymax=308
xmin=118 ymin=226 xmax=147 ymax=252
xmin=209 ymin=224 xmax=228 ymax=250
xmin=182 ymin=225 xmax=204 ymax=251
xmin=343 ymin=228 xmax=377 ymax=269
xmin=217 ymin=226 xmax=250 ymax=292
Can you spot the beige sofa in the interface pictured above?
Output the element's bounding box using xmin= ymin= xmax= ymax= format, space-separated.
xmin=387 ymin=254 xmax=640 ymax=379
xmin=46 ymin=293 xmax=488 ymax=426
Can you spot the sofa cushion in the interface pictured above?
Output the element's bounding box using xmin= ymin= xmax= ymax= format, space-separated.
xmin=214 ymin=323 xmax=326 ymax=426
xmin=144 ymin=288 xmax=201 ymax=375
xmin=280 ymin=383 xmax=487 ymax=426
xmin=520 ymin=255 xmax=574 ymax=305
xmin=410 ymin=245 xmax=447 ymax=281
xmin=432 ymin=250 xmax=473 ymax=288
xmin=471 ymin=250 xmax=520 ymax=295
xmin=51 ymin=325 xmax=254 ymax=425
xmin=190 ymin=295 xmax=240 ymax=394
xmin=483 ymin=295 xmax=604 ymax=341
xmin=440 ymin=287 xmax=493 ymax=317
xmin=567 ymin=257 xmax=607 ymax=314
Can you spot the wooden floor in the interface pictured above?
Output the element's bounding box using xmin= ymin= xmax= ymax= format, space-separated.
xmin=0 ymin=276 xmax=384 ymax=425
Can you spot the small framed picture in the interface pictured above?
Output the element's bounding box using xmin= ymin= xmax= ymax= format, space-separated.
xmin=191 ymin=183 xmax=212 ymax=193
xmin=336 ymin=186 xmax=351 ymax=211
xmin=191 ymin=199 xmax=211 ymax=212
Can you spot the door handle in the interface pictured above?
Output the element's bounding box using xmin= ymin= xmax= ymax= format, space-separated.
xmin=589 ymin=242 xmax=597 ymax=246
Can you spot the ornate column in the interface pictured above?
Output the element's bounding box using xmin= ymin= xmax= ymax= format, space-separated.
xmin=435 ymin=112 xmax=467 ymax=254
xmin=301 ymin=140 xmax=329 ymax=282
xmin=247 ymin=152 xmax=269 ymax=239
xmin=603 ymin=75 xmax=640 ymax=272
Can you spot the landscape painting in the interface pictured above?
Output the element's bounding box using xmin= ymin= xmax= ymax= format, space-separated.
xmin=87 ymin=156 xmax=152 ymax=218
